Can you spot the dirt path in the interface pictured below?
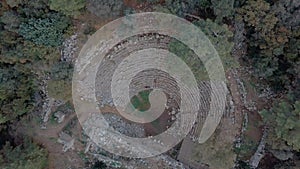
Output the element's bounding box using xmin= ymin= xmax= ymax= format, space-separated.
xmin=15 ymin=112 xmax=85 ymax=169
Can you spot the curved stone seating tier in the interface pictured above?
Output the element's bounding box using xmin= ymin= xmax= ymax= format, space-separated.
xmin=95 ymin=34 xmax=172 ymax=106
xmin=94 ymin=33 xmax=216 ymax=139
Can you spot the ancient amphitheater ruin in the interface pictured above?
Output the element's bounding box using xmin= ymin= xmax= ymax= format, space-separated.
xmin=73 ymin=13 xmax=232 ymax=165
xmin=94 ymin=33 xmax=214 ymax=140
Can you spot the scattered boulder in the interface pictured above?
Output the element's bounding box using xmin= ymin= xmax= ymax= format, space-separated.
xmin=54 ymin=111 xmax=65 ymax=123
xmin=57 ymin=132 xmax=75 ymax=152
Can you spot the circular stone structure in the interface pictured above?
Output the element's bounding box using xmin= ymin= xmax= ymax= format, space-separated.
xmin=72 ymin=12 xmax=227 ymax=158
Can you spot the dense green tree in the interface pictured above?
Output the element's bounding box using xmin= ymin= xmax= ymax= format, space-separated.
xmin=49 ymin=0 xmax=85 ymax=16
xmin=0 ymin=65 xmax=36 ymax=124
xmin=164 ymin=0 xmax=202 ymax=17
xmin=0 ymin=40 xmax=60 ymax=66
xmin=16 ymin=0 xmax=50 ymax=19
xmin=211 ymin=0 xmax=234 ymax=23
xmin=86 ymin=0 xmax=124 ymax=18
xmin=237 ymin=0 xmax=299 ymax=91
xmin=272 ymin=0 xmax=300 ymax=28
xmin=0 ymin=138 xmax=48 ymax=169
xmin=0 ymin=11 xmax=20 ymax=32
xmin=237 ymin=0 xmax=274 ymax=26
xmin=18 ymin=13 xmax=70 ymax=47
xmin=260 ymin=100 xmax=300 ymax=151
xmin=237 ymin=0 xmax=287 ymax=61
xmin=5 ymin=0 xmax=23 ymax=8
xmin=165 ymin=0 xmax=192 ymax=17
xmin=153 ymin=2 xmax=237 ymax=71
xmin=21 ymin=41 xmax=61 ymax=65
xmin=194 ymin=19 xmax=238 ymax=70
xmin=167 ymin=19 xmax=236 ymax=83
xmin=198 ymin=0 xmax=211 ymax=9
xmin=91 ymin=161 xmax=107 ymax=169
xmin=0 ymin=0 xmax=71 ymax=124
xmin=0 ymin=30 xmax=22 ymax=54
xmin=156 ymin=0 xmax=235 ymax=22
xmin=49 ymin=61 xmax=73 ymax=81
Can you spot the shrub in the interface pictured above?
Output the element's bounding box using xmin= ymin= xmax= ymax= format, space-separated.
xmin=49 ymin=0 xmax=85 ymax=16
xmin=18 ymin=13 xmax=70 ymax=47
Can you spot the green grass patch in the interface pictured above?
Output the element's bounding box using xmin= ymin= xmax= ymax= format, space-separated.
xmin=130 ymin=90 xmax=152 ymax=112
xmin=168 ymin=40 xmax=209 ymax=82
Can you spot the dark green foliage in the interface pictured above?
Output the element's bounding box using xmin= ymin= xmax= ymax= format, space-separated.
xmin=272 ymin=0 xmax=300 ymax=28
xmin=168 ymin=39 xmax=209 ymax=81
xmin=0 ymin=65 xmax=36 ymax=124
xmin=5 ymin=0 xmax=22 ymax=8
xmin=198 ymin=0 xmax=211 ymax=8
xmin=168 ymin=18 xmax=235 ymax=77
xmin=260 ymin=100 xmax=300 ymax=151
xmin=0 ymin=1 xmax=60 ymax=126
xmin=15 ymin=0 xmax=50 ymax=19
xmin=211 ymin=0 xmax=234 ymax=23
xmin=164 ymin=0 xmax=201 ymax=17
xmin=0 ymin=2 xmax=61 ymax=64
xmin=0 ymin=138 xmax=48 ymax=169
xmin=49 ymin=61 xmax=74 ymax=81
xmin=91 ymin=161 xmax=107 ymax=169
xmin=49 ymin=0 xmax=86 ymax=16
xmin=235 ymin=160 xmax=251 ymax=169
xmin=0 ymin=42 xmax=27 ymax=65
xmin=157 ymin=0 xmax=234 ymax=22
xmin=237 ymin=0 xmax=299 ymax=91
xmin=18 ymin=13 xmax=70 ymax=47
xmin=21 ymin=41 xmax=61 ymax=64
xmin=83 ymin=23 xmax=96 ymax=35
xmin=1 ymin=41 xmax=60 ymax=66
xmin=234 ymin=139 xmax=257 ymax=157
xmin=0 ymin=30 xmax=22 ymax=54
xmin=0 ymin=11 xmax=20 ymax=32
xmin=165 ymin=0 xmax=191 ymax=17
xmin=194 ymin=19 xmax=237 ymax=70
xmin=86 ymin=0 xmax=124 ymax=18
xmin=153 ymin=0 xmax=209 ymax=18
xmin=0 ymin=0 xmax=71 ymax=125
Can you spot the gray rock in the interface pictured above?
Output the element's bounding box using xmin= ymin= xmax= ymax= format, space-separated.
xmin=54 ymin=111 xmax=66 ymax=123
